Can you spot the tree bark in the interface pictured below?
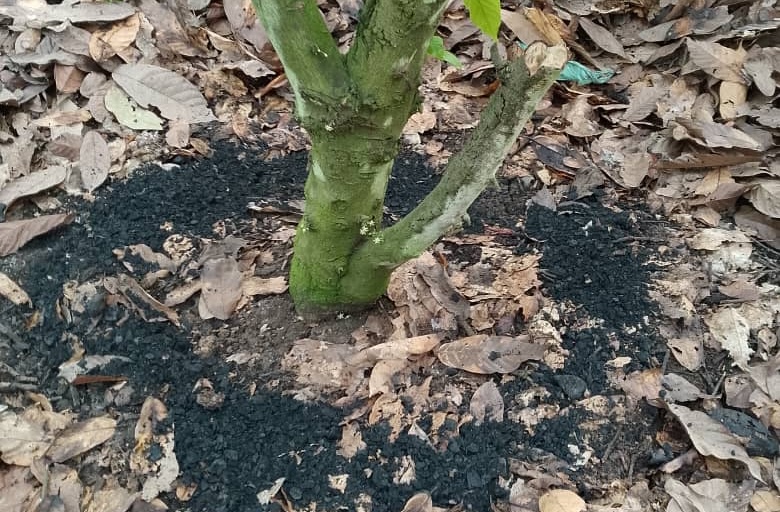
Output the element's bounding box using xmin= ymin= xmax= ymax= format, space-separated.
xmin=253 ymin=0 xmax=566 ymax=314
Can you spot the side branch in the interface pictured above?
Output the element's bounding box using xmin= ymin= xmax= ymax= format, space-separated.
xmin=349 ymin=43 xmax=569 ymax=270
xmin=252 ymin=0 xmax=351 ymax=119
xmin=346 ymin=0 xmax=448 ymax=128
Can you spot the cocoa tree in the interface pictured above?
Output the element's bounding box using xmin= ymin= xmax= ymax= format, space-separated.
xmin=252 ymin=0 xmax=566 ymax=314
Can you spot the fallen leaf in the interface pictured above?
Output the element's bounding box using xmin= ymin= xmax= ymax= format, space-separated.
xmin=241 ymin=275 xmax=288 ymax=296
xmin=578 ymin=17 xmax=626 ymax=58
xmin=104 ymin=85 xmax=163 ymax=131
xmin=401 ymin=492 xmax=433 ymax=512
xmin=667 ymin=403 xmax=763 ymax=481
xmin=198 ymin=256 xmax=242 ymax=320
xmin=113 ymin=63 xmax=215 ymax=123
xmin=0 ymin=409 xmax=53 ymax=465
xmin=0 ymin=165 xmax=67 ymax=215
xmin=685 ymin=39 xmax=747 ymax=84
xmin=665 ymin=478 xmax=754 ymax=512
xmin=470 ymin=380 xmax=504 ymax=424
xmin=436 ymin=335 xmax=545 ymax=374
xmin=747 ymin=179 xmax=780 ymax=219
xmin=539 ymin=489 xmax=586 ymax=512
xmin=46 ymin=416 xmax=116 ymax=463
xmin=79 ymin=130 xmax=111 ymax=192
xmin=0 ymin=272 xmax=31 ymax=306
xmin=704 ymin=308 xmax=752 ymax=369
xmin=0 ymin=213 xmax=74 ymax=256
xmin=89 ymin=13 xmax=140 ymax=62
xmin=336 ymin=422 xmax=366 ymax=460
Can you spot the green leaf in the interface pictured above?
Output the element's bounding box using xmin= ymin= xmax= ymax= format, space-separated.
xmin=463 ymin=0 xmax=500 ymax=40
xmin=426 ymin=36 xmax=463 ymax=69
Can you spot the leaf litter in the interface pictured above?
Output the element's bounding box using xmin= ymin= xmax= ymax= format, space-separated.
xmin=0 ymin=0 xmax=779 ymax=510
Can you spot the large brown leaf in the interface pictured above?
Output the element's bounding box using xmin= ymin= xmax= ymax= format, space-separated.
xmin=0 ymin=213 xmax=74 ymax=256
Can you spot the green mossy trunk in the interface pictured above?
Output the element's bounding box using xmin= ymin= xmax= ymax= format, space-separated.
xmin=252 ymin=0 xmax=566 ymax=315
xmin=288 ymin=133 xmax=397 ymax=313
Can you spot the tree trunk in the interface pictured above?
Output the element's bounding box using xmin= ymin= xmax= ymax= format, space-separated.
xmin=253 ymin=0 xmax=567 ymax=314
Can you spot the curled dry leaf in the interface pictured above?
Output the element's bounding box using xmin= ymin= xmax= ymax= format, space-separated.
xmin=0 ymin=213 xmax=74 ymax=257
xmin=667 ymin=403 xmax=763 ymax=481
xmin=401 ymin=492 xmax=433 ymax=512
xmin=0 ymin=271 xmax=31 ymax=306
xmin=436 ymin=335 xmax=545 ymax=374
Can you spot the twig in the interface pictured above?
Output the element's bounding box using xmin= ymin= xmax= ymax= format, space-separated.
xmin=601 ymin=424 xmax=623 ymax=463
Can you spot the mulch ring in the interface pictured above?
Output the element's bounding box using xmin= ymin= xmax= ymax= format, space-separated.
xmin=0 ymin=139 xmax=715 ymax=512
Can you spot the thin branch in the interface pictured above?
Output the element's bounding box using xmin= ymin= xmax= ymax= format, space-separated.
xmin=347 ymin=43 xmax=569 ymax=272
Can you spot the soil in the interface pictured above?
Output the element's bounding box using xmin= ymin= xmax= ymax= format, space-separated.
xmin=0 ymin=138 xmax=673 ymax=511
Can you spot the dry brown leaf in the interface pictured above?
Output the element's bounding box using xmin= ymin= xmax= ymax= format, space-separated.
xmin=704 ymin=308 xmax=752 ymax=369
xmin=164 ymin=280 xmax=202 ymax=307
xmin=0 ymin=166 xmax=67 ymax=214
xmin=747 ymin=179 xmax=780 ymax=219
xmin=403 ymin=111 xmax=437 ymax=135
xmin=112 ymin=63 xmax=215 ymax=123
xmin=665 ymin=478 xmax=754 ymax=512
xmin=0 ymin=466 xmax=37 ymax=512
xmin=615 ymin=368 xmax=662 ymax=401
xmin=84 ymin=485 xmax=137 ymax=512
xmin=401 ymin=492 xmax=433 ymax=512
xmin=688 ymin=228 xmax=751 ymax=250
xmin=538 ymin=489 xmax=586 ymax=512
xmin=46 ymin=416 xmax=116 ymax=463
xmin=0 ymin=409 xmax=53 ymax=466
xmin=0 ymin=0 xmax=135 ymax=26
xmin=53 ymin=64 xmax=85 ymax=94
xmin=470 ymin=380 xmax=504 ymax=425
xmin=0 ymin=271 xmax=31 ymax=306
xmin=667 ymin=336 xmax=704 ymax=371
xmin=719 ymin=279 xmax=760 ymax=302
xmin=661 ymin=374 xmax=705 ymax=402
xmin=241 ymin=275 xmax=288 ymax=297
xmin=0 ymin=213 xmax=74 ymax=257
xmin=80 ymin=130 xmax=111 ymax=192
xmin=501 ymin=9 xmax=545 ymax=44
xmin=436 ymin=335 xmax=545 ymax=374
xmin=352 ymin=334 xmax=442 ymax=365
xmin=336 ymin=422 xmax=366 ymax=460
xmin=199 ymin=256 xmax=242 ymax=320
xmin=667 ymin=403 xmax=763 ymax=481
xmin=125 ymin=244 xmax=177 ymax=272
xmin=751 ymin=490 xmax=780 ymax=512
xmin=685 ymin=39 xmax=747 ymax=84
xmin=562 ymin=96 xmax=602 ymax=137
xmin=577 ymin=17 xmax=626 ymax=58
xmin=718 ymin=81 xmax=747 ymax=121
xmin=673 ymin=117 xmax=760 ymax=150
xmin=104 ymin=274 xmax=181 ymax=326
xmin=734 ymin=206 xmax=780 ymax=250
xmin=368 ymin=358 xmax=408 ymax=397
xmin=89 ymin=13 xmax=141 ymax=62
